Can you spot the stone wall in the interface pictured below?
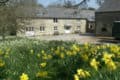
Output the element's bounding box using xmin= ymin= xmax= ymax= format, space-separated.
xmin=17 ymin=18 xmax=87 ymax=36
xmin=95 ymin=11 xmax=120 ymax=36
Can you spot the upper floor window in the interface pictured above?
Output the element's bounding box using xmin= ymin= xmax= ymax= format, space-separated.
xmin=26 ymin=27 xmax=34 ymax=31
xmin=53 ymin=18 xmax=58 ymax=23
xmin=40 ymin=26 xmax=45 ymax=32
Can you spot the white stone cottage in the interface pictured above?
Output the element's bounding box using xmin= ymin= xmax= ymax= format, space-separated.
xmin=18 ymin=7 xmax=95 ymax=36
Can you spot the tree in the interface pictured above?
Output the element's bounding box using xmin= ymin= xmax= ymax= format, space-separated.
xmin=0 ymin=5 xmax=20 ymax=40
xmin=47 ymin=0 xmax=104 ymax=8
xmin=0 ymin=0 xmax=39 ymax=40
xmin=0 ymin=0 xmax=9 ymax=4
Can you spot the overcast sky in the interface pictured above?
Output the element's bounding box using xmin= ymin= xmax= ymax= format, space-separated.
xmin=38 ymin=0 xmax=99 ymax=8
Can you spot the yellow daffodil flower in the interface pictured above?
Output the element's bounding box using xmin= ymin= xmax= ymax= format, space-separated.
xmin=20 ymin=73 xmax=29 ymax=80
xmin=36 ymin=71 xmax=48 ymax=78
xmin=40 ymin=62 xmax=47 ymax=68
xmin=90 ymin=58 xmax=99 ymax=70
xmin=74 ymin=74 xmax=79 ymax=80
xmin=0 ymin=59 xmax=5 ymax=67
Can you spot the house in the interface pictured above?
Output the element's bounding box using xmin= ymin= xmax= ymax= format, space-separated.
xmin=17 ymin=7 xmax=95 ymax=36
xmin=95 ymin=0 xmax=120 ymax=36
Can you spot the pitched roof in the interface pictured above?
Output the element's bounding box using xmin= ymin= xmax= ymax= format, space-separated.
xmin=36 ymin=7 xmax=95 ymax=21
xmin=37 ymin=7 xmax=80 ymax=18
xmin=97 ymin=0 xmax=120 ymax=12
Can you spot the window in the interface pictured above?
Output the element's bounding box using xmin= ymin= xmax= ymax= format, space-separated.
xmin=101 ymin=24 xmax=108 ymax=32
xmin=26 ymin=27 xmax=34 ymax=31
xmin=40 ymin=26 xmax=45 ymax=32
xmin=54 ymin=26 xmax=58 ymax=30
xmin=77 ymin=26 xmax=80 ymax=29
xmin=53 ymin=18 xmax=58 ymax=23
xmin=101 ymin=27 xmax=107 ymax=32
xmin=90 ymin=25 xmax=93 ymax=29
xmin=64 ymin=26 xmax=71 ymax=30
xmin=89 ymin=24 xmax=93 ymax=29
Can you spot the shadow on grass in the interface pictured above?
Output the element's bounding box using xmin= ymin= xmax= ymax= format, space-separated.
xmin=98 ymin=37 xmax=120 ymax=44
xmin=79 ymin=33 xmax=96 ymax=36
xmin=0 ymin=36 xmax=24 ymax=42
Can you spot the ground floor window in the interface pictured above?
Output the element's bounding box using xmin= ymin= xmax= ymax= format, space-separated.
xmin=89 ymin=24 xmax=94 ymax=29
xmin=77 ymin=26 xmax=80 ymax=30
xmin=64 ymin=26 xmax=71 ymax=30
xmin=54 ymin=26 xmax=58 ymax=31
xmin=26 ymin=27 xmax=34 ymax=31
xmin=101 ymin=24 xmax=108 ymax=32
xmin=40 ymin=26 xmax=45 ymax=32
xmin=101 ymin=27 xmax=107 ymax=32
xmin=64 ymin=25 xmax=72 ymax=33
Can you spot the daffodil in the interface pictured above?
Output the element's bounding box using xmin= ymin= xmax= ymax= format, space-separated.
xmin=40 ymin=62 xmax=47 ymax=68
xmin=47 ymin=54 xmax=52 ymax=59
xmin=42 ymin=54 xmax=48 ymax=60
xmin=81 ymin=54 xmax=89 ymax=62
xmin=0 ymin=59 xmax=5 ymax=67
xmin=84 ymin=43 xmax=89 ymax=49
xmin=60 ymin=53 xmax=64 ymax=59
xmin=30 ymin=49 xmax=34 ymax=54
xmin=102 ymin=52 xmax=114 ymax=62
xmin=110 ymin=45 xmax=119 ymax=53
xmin=102 ymin=52 xmax=117 ymax=70
xmin=77 ymin=69 xmax=91 ymax=78
xmin=41 ymin=50 xmax=45 ymax=54
xmin=72 ymin=44 xmax=80 ymax=52
xmin=36 ymin=71 xmax=48 ymax=78
xmin=61 ymin=46 xmax=65 ymax=51
xmin=37 ymin=54 xmax=40 ymax=58
xmin=77 ymin=69 xmax=86 ymax=78
xmin=84 ymin=71 xmax=91 ymax=77
xmin=55 ymin=50 xmax=60 ymax=55
xmin=20 ymin=73 xmax=29 ymax=80
xmin=74 ymin=74 xmax=79 ymax=80
xmin=90 ymin=58 xmax=99 ymax=70
xmin=0 ymin=49 xmax=3 ymax=56
xmin=72 ymin=50 xmax=77 ymax=55
xmin=51 ymin=48 xmax=54 ymax=51
xmin=66 ymin=51 xmax=72 ymax=56
xmin=107 ymin=60 xmax=117 ymax=70
xmin=96 ymin=46 xmax=100 ymax=50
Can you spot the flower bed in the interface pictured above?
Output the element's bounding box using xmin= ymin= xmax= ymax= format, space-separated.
xmin=0 ymin=39 xmax=120 ymax=80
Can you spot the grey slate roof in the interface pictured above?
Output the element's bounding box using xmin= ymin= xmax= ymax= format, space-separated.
xmin=79 ymin=10 xmax=95 ymax=21
xmin=97 ymin=0 xmax=120 ymax=12
xmin=36 ymin=7 xmax=95 ymax=21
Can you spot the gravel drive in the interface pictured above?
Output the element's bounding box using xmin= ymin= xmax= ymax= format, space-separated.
xmin=28 ymin=34 xmax=120 ymax=44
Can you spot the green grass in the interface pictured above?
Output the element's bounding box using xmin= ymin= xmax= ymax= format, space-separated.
xmin=0 ymin=39 xmax=120 ymax=80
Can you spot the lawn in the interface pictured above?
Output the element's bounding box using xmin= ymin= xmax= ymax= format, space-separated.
xmin=0 ymin=39 xmax=120 ymax=80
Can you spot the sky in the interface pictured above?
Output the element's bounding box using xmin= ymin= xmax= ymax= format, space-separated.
xmin=38 ymin=0 xmax=99 ymax=8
